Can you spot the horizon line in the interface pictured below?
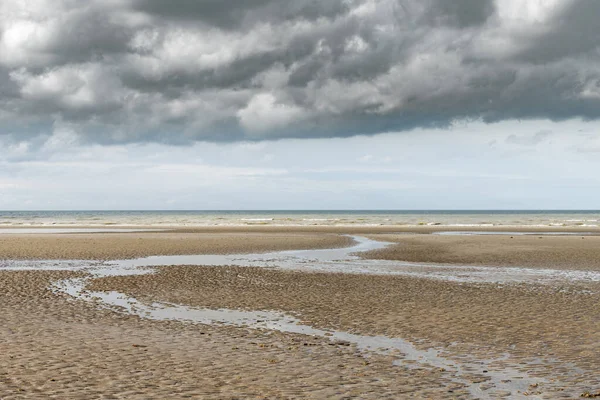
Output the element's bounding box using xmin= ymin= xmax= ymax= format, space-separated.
xmin=2 ymin=209 xmax=600 ymax=213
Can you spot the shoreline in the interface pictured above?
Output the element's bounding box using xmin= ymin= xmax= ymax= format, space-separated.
xmin=2 ymin=223 xmax=600 ymax=232
xmin=3 ymin=210 xmax=600 ymax=231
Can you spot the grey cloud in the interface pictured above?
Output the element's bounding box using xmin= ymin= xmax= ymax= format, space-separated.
xmin=0 ymin=3 xmax=134 ymax=69
xmin=120 ymin=52 xmax=277 ymax=93
xmin=121 ymin=41 xmax=317 ymax=93
xmin=512 ymin=0 xmax=600 ymax=63
xmin=133 ymin=0 xmax=274 ymax=28
xmin=425 ymin=0 xmax=495 ymax=28
xmin=0 ymin=67 xmax=19 ymax=99
xmin=133 ymin=0 xmax=350 ymax=29
xmin=1 ymin=0 xmax=600 ymax=145
xmin=44 ymin=12 xmax=132 ymax=65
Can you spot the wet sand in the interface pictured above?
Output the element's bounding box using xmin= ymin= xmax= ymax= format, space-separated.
xmin=89 ymin=265 xmax=600 ymax=396
xmin=2 ymin=228 xmax=600 ymax=398
xmin=2 ymin=270 xmax=459 ymax=399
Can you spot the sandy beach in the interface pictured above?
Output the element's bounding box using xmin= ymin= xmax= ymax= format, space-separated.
xmin=1 ymin=228 xmax=599 ymax=399
xmin=0 ymin=231 xmax=353 ymax=260
xmin=361 ymin=232 xmax=600 ymax=270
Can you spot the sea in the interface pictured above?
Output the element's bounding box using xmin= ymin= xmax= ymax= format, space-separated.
xmin=0 ymin=210 xmax=599 ymax=228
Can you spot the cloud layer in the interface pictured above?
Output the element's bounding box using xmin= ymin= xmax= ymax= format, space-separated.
xmin=1 ymin=0 xmax=600 ymax=144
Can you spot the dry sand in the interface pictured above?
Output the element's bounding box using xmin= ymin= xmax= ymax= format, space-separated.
xmin=0 ymin=231 xmax=352 ymax=260
xmin=362 ymin=233 xmax=600 ymax=270
xmin=2 ymin=228 xmax=600 ymax=398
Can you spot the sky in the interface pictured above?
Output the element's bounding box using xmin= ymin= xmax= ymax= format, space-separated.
xmin=1 ymin=0 xmax=600 ymax=210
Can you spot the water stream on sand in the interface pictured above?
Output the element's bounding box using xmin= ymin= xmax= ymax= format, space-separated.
xmin=3 ymin=235 xmax=594 ymax=398
xmin=6 ymin=235 xmax=598 ymax=285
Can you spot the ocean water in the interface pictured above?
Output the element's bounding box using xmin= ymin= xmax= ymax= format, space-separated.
xmin=0 ymin=210 xmax=599 ymax=228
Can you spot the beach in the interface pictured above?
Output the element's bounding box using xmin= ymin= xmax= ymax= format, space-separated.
xmin=1 ymin=226 xmax=600 ymax=399
xmin=4 ymin=0 xmax=599 ymax=397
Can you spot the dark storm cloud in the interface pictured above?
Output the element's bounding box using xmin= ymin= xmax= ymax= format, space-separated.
xmin=425 ymin=0 xmax=496 ymax=28
xmin=1 ymin=0 xmax=600 ymax=144
xmin=511 ymin=0 xmax=600 ymax=63
xmin=133 ymin=0 xmax=351 ymax=29
xmin=133 ymin=0 xmax=274 ymax=28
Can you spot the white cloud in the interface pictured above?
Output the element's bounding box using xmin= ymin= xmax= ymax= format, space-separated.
xmin=237 ymin=93 xmax=307 ymax=134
